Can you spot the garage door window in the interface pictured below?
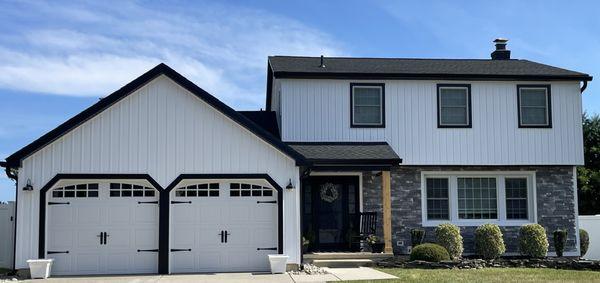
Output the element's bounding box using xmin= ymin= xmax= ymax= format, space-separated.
xmin=175 ymin=183 xmax=219 ymax=197
xmin=52 ymin=183 xmax=99 ymax=198
xmin=230 ymin=183 xmax=273 ymax=197
xmin=110 ymin=183 xmax=155 ymax=197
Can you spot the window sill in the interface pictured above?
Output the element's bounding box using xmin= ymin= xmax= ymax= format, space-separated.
xmin=422 ymin=219 xmax=535 ymax=227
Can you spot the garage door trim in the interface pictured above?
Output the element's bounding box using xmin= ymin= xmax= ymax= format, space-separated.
xmin=164 ymin=174 xmax=284 ymax=273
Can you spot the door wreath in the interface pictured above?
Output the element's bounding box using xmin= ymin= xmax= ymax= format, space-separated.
xmin=320 ymin=183 xmax=339 ymax=203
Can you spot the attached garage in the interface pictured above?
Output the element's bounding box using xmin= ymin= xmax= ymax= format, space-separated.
xmin=169 ymin=177 xmax=280 ymax=273
xmin=43 ymin=179 xmax=160 ymax=275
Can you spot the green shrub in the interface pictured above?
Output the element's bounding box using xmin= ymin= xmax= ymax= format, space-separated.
xmin=552 ymin=229 xmax=568 ymax=257
xmin=519 ymin=224 xmax=548 ymax=258
xmin=580 ymin=229 xmax=590 ymax=257
xmin=409 ymin=243 xmax=451 ymax=262
xmin=475 ymin=224 xmax=506 ymax=259
xmin=435 ymin=223 xmax=463 ymax=260
xmin=411 ymin=229 xmax=426 ymax=247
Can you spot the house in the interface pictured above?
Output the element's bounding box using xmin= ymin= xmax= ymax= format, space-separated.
xmin=0 ymin=39 xmax=592 ymax=275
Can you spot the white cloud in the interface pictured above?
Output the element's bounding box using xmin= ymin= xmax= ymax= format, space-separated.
xmin=0 ymin=1 xmax=345 ymax=108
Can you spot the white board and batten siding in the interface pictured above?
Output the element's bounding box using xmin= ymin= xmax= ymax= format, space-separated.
xmin=15 ymin=75 xmax=301 ymax=269
xmin=579 ymin=215 xmax=600 ymax=260
xmin=279 ymin=79 xmax=584 ymax=165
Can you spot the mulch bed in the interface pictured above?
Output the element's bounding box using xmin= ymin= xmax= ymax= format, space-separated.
xmin=376 ymin=256 xmax=600 ymax=271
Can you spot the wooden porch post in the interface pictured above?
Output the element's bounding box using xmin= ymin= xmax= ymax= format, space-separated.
xmin=382 ymin=170 xmax=393 ymax=254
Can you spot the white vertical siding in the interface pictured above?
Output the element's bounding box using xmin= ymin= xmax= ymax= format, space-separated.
xmin=15 ymin=75 xmax=301 ymax=268
xmin=280 ymin=79 xmax=584 ymax=165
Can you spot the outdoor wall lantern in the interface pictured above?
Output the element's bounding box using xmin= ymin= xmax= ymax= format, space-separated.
xmin=22 ymin=179 xmax=33 ymax=191
xmin=286 ymin=179 xmax=295 ymax=190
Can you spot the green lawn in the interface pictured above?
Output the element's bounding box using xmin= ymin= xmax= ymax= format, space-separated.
xmin=346 ymin=268 xmax=600 ymax=283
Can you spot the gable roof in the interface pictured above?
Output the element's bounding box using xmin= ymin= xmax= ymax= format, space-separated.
xmin=3 ymin=63 xmax=306 ymax=168
xmin=286 ymin=142 xmax=401 ymax=166
xmin=238 ymin=111 xmax=280 ymax=138
xmin=268 ymin=56 xmax=593 ymax=81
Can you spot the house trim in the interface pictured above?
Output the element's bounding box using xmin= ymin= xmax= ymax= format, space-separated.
xmin=517 ymin=84 xmax=552 ymax=128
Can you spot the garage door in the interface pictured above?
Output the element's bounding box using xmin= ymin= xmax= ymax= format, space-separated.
xmin=170 ymin=180 xmax=278 ymax=273
xmin=46 ymin=181 xmax=159 ymax=275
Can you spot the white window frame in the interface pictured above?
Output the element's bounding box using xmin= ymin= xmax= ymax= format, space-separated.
xmin=421 ymin=171 xmax=537 ymax=227
xmin=438 ymin=85 xmax=471 ymax=127
xmin=351 ymin=84 xmax=384 ymax=127
xmin=518 ymin=86 xmax=551 ymax=127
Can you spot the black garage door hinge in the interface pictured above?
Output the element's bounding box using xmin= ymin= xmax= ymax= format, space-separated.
xmin=257 ymin=247 xmax=277 ymax=251
xmin=171 ymin=201 xmax=192 ymax=204
xmin=170 ymin=248 xmax=192 ymax=252
xmin=48 ymin=202 xmax=70 ymax=205
xmin=137 ymin=249 xmax=159 ymax=252
xmin=257 ymin=201 xmax=277 ymax=204
xmin=47 ymin=251 xmax=69 ymax=254
xmin=137 ymin=201 xmax=159 ymax=204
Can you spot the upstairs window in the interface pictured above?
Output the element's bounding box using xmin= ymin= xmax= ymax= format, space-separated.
xmin=437 ymin=84 xmax=471 ymax=127
xmin=351 ymin=83 xmax=385 ymax=127
xmin=518 ymin=85 xmax=551 ymax=128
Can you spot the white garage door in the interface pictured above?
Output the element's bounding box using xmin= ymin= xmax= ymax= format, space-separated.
xmin=170 ymin=180 xmax=278 ymax=273
xmin=46 ymin=181 xmax=159 ymax=275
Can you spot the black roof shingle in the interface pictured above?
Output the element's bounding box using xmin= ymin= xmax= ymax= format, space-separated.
xmin=286 ymin=142 xmax=401 ymax=165
xmin=269 ymin=56 xmax=592 ymax=81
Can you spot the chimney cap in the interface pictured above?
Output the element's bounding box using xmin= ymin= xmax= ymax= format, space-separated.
xmin=494 ymin=38 xmax=509 ymax=44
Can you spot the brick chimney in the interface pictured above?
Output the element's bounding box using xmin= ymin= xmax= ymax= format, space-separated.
xmin=491 ymin=38 xmax=510 ymax=60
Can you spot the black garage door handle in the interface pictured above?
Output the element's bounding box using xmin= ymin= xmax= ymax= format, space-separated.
xmin=257 ymin=247 xmax=277 ymax=251
xmin=137 ymin=249 xmax=159 ymax=252
xmin=47 ymin=251 xmax=69 ymax=254
xmin=171 ymin=248 xmax=192 ymax=252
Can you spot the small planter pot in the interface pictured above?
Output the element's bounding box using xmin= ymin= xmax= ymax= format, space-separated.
xmin=27 ymin=259 xmax=54 ymax=279
xmin=268 ymin=254 xmax=289 ymax=274
xmin=370 ymin=243 xmax=385 ymax=253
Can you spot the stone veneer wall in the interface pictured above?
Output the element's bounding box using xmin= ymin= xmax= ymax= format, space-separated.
xmin=361 ymin=166 xmax=578 ymax=255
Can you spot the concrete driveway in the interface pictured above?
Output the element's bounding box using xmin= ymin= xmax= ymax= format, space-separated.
xmin=22 ymin=267 xmax=396 ymax=282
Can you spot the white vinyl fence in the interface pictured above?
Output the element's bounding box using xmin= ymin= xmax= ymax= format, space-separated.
xmin=0 ymin=201 xmax=15 ymax=269
xmin=579 ymin=215 xmax=600 ymax=260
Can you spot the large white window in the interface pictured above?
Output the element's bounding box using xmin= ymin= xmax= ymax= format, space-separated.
xmin=421 ymin=171 xmax=536 ymax=226
xmin=437 ymin=84 xmax=471 ymax=127
xmin=351 ymin=83 xmax=384 ymax=127
xmin=518 ymin=85 xmax=551 ymax=127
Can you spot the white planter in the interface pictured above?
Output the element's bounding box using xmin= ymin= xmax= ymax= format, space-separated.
xmin=26 ymin=259 xmax=54 ymax=279
xmin=267 ymin=254 xmax=289 ymax=274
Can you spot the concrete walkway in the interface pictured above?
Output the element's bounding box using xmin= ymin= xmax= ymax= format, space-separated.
xmin=22 ymin=267 xmax=396 ymax=282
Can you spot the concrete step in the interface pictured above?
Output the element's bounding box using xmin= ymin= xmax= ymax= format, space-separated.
xmin=311 ymin=259 xmax=375 ymax=268
xmin=304 ymin=252 xmax=393 ymax=260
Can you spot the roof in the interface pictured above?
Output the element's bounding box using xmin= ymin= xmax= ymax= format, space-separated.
xmin=286 ymin=142 xmax=402 ymax=165
xmin=268 ymin=56 xmax=593 ymax=81
xmin=238 ymin=111 xmax=280 ymax=138
xmin=3 ymin=63 xmax=306 ymax=168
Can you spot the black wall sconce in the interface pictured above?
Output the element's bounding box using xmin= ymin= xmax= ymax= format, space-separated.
xmin=286 ymin=179 xmax=295 ymax=190
xmin=22 ymin=179 xmax=33 ymax=191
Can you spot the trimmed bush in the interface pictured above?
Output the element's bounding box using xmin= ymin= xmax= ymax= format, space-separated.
xmin=580 ymin=229 xmax=590 ymax=257
xmin=475 ymin=224 xmax=506 ymax=259
xmin=435 ymin=223 xmax=463 ymax=260
xmin=519 ymin=224 xmax=549 ymax=258
xmin=409 ymin=243 xmax=451 ymax=262
xmin=411 ymin=229 xmax=426 ymax=247
xmin=553 ymin=229 xmax=568 ymax=257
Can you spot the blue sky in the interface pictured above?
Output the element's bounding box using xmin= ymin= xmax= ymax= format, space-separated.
xmin=1 ymin=0 xmax=599 ymax=201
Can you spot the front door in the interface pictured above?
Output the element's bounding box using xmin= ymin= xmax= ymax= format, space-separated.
xmin=302 ymin=176 xmax=360 ymax=252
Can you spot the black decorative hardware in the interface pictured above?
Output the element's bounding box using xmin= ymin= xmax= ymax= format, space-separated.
xmin=171 ymin=201 xmax=192 ymax=204
xmin=257 ymin=247 xmax=277 ymax=251
xmin=97 ymin=232 xmax=103 ymax=245
xmin=103 ymin=232 xmax=109 ymax=245
xmin=170 ymin=249 xmax=192 ymax=252
xmin=48 ymin=202 xmax=70 ymax=205
xmin=257 ymin=201 xmax=277 ymax=204
xmin=225 ymin=231 xmax=230 ymax=243
xmin=137 ymin=249 xmax=159 ymax=252
xmin=138 ymin=201 xmax=159 ymax=204
xmin=219 ymin=230 xmax=224 ymax=243
xmin=47 ymin=251 xmax=69 ymax=254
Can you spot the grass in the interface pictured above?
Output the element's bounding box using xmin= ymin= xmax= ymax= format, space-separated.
xmin=345 ymin=268 xmax=600 ymax=283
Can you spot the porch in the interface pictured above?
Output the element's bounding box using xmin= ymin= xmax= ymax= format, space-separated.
xmin=288 ymin=142 xmax=402 ymax=260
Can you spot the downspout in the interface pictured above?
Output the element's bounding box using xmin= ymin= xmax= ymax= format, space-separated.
xmin=580 ymin=80 xmax=588 ymax=93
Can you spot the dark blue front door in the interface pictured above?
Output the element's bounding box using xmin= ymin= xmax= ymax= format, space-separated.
xmin=302 ymin=176 xmax=360 ymax=251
